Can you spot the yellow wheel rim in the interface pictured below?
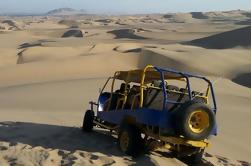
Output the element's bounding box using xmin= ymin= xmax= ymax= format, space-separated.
xmin=188 ymin=110 xmax=209 ymax=133
xmin=120 ymin=131 xmax=129 ymax=152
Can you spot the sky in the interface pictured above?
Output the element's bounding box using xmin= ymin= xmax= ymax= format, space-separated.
xmin=0 ymin=0 xmax=251 ymax=14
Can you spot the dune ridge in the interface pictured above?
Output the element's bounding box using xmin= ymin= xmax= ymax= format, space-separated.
xmin=187 ymin=26 xmax=251 ymax=49
xmin=232 ymin=73 xmax=251 ymax=88
xmin=108 ymin=29 xmax=147 ymax=39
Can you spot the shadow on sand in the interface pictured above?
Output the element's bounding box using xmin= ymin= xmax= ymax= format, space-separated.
xmin=0 ymin=121 xmax=156 ymax=165
xmin=232 ymin=73 xmax=251 ymax=89
xmin=0 ymin=121 xmax=216 ymax=166
xmin=186 ymin=26 xmax=251 ymax=49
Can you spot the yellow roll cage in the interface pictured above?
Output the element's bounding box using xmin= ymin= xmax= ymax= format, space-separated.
xmin=103 ymin=65 xmax=210 ymax=110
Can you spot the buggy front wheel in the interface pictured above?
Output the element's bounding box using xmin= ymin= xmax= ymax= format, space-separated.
xmin=82 ymin=110 xmax=94 ymax=132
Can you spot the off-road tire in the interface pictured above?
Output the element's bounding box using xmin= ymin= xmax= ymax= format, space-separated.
xmin=175 ymin=101 xmax=215 ymax=141
xmin=118 ymin=124 xmax=142 ymax=156
xmin=82 ymin=110 xmax=94 ymax=132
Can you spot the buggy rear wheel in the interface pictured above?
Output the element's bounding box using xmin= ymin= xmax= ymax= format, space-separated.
xmin=82 ymin=110 xmax=94 ymax=132
xmin=189 ymin=110 xmax=209 ymax=134
xmin=175 ymin=101 xmax=215 ymax=141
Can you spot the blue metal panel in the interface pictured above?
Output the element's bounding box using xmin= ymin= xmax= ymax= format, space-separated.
xmin=97 ymin=109 xmax=217 ymax=136
xmin=97 ymin=108 xmax=174 ymax=128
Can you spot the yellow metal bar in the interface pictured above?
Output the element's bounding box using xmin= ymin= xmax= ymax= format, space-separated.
xmin=160 ymin=136 xmax=209 ymax=148
xmin=106 ymin=72 xmax=119 ymax=111
xmin=145 ymin=130 xmax=209 ymax=148
xmin=168 ymin=137 xmax=207 ymax=148
xmin=205 ymin=84 xmax=210 ymax=104
xmin=160 ymin=137 xmax=209 ymax=148
xmin=140 ymin=65 xmax=154 ymax=107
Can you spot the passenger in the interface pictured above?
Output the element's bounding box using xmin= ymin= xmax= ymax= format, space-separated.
xmin=115 ymin=83 xmax=130 ymax=94
xmin=126 ymin=85 xmax=140 ymax=109
xmin=113 ymin=83 xmax=131 ymax=110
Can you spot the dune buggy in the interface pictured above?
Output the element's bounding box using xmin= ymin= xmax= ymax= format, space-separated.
xmin=82 ymin=65 xmax=217 ymax=163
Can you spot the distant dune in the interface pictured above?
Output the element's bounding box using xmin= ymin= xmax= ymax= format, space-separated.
xmin=0 ymin=20 xmax=21 ymax=31
xmin=232 ymin=73 xmax=251 ymax=88
xmin=58 ymin=20 xmax=79 ymax=27
xmin=108 ymin=29 xmax=147 ymax=39
xmin=162 ymin=10 xmax=251 ymax=23
xmin=190 ymin=12 xmax=209 ymax=19
xmin=2 ymin=20 xmax=16 ymax=27
xmin=236 ymin=19 xmax=251 ymax=25
xmin=46 ymin=8 xmax=86 ymax=16
xmin=95 ymin=19 xmax=113 ymax=24
xmin=163 ymin=13 xmax=196 ymax=23
xmin=62 ymin=29 xmax=84 ymax=38
xmin=242 ymin=12 xmax=251 ymax=18
xmin=187 ymin=26 xmax=251 ymax=49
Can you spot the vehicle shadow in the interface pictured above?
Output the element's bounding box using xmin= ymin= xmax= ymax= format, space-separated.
xmin=0 ymin=121 xmax=157 ymax=165
xmin=0 ymin=121 xmax=115 ymax=151
xmin=0 ymin=121 xmax=218 ymax=166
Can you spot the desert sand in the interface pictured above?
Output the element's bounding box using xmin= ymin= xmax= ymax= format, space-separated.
xmin=0 ymin=10 xmax=251 ymax=165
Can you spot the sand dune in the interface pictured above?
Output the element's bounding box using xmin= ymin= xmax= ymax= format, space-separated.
xmin=0 ymin=121 xmax=248 ymax=166
xmin=0 ymin=122 xmax=188 ymax=166
xmin=113 ymin=44 xmax=142 ymax=53
xmin=62 ymin=29 xmax=84 ymax=38
xmin=188 ymin=26 xmax=251 ymax=49
xmin=232 ymin=73 xmax=251 ymax=88
xmin=205 ymin=10 xmax=248 ymax=21
xmin=108 ymin=29 xmax=147 ymax=39
xmin=2 ymin=20 xmax=17 ymax=27
xmin=19 ymin=41 xmax=43 ymax=49
xmin=0 ymin=20 xmax=21 ymax=31
xmin=236 ymin=19 xmax=251 ymax=25
xmin=58 ymin=20 xmax=80 ymax=27
xmin=24 ymin=20 xmax=68 ymax=30
xmin=163 ymin=13 xmax=204 ymax=23
xmin=190 ymin=12 xmax=209 ymax=19
xmin=1 ymin=11 xmax=251 ymax=165
xmin=243 ymin=12 xmax=251 ymax=18
xmin=95 ymin=19 xmax=113 ymax=24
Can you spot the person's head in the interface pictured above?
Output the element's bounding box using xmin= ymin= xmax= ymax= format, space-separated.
xmin=153 ymin=80 xmax=162 ymax=87
xmin=120 ymin=83 xmax=126 ymax=92
xmin=120 ymin=83 xmax=130 ymax=92
xmin=126 ymin=84 xmax=130 ymax=91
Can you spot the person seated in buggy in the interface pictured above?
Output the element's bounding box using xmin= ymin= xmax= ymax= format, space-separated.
xmin=99 ymin=83 xmax=130 ymax=111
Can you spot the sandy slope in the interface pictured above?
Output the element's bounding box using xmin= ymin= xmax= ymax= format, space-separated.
xmin=0 ymin=11 xmax=251 ymax=165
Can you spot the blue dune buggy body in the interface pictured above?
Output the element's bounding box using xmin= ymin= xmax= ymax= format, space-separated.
xmin=83 ymin=65 xmax=218 ymax=162
xmin=95 ymin=65 xmax=217 ymax=136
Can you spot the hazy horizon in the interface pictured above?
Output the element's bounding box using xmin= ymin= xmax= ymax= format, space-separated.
xmin=0 ymin=0 xmax=251 ymax=15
